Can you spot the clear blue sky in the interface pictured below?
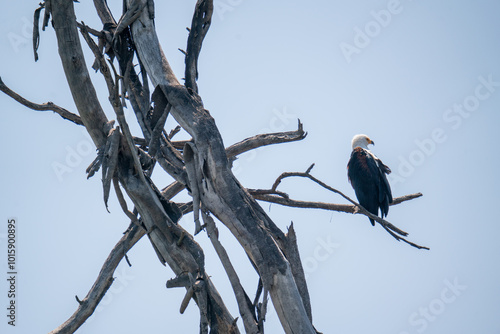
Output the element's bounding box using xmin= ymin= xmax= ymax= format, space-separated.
xmin=1 ymin=1 xmax=500 ymax=333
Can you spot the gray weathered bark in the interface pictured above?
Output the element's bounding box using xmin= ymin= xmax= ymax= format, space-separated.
xmin=125 ymin=1 xmax=316 ymax=332
xmin=50 ymin=1 xmax=240 ymax=332
xmin=0 ymin=1 xmax=426 ymax=332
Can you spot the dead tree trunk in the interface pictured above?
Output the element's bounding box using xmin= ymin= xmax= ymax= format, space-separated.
xmin=49 ymin=0 xmax=315 ymax=332
xmin=0 ymin=1 xmax=427 ymax=333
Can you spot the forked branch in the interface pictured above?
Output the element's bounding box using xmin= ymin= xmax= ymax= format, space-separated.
xmin=252 ymin=164 xmax=429 ymax=250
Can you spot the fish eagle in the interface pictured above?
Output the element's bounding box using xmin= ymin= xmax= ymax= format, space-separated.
xmin=347 ymin=134 xmax=393 ymax=226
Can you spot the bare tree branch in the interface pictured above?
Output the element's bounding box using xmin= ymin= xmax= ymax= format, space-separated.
xmin=251 ymin=192 xmax=428 ymax=249
xmin=49 ymin=223 xmax=145 ymax=334
xmin=169 ymin=119 xmax=306 ymax=153
xmin=0 ymin=0 xmax=430 ymax=332
xmin=51 ymin=1 xmax=109 ymax=148
xmin=128 ymin=1 xmax=317 ymax=331
xmin=250 ymin=164 xmax=428 ymax=250
xmin=203 ymin=210 xmax=260 ymax=334
xmin=226 ymin=119 xmax=306 ymax=158
xmin=381 ymin=225 xmax=430 ymax=250
xmin=0 ymin=77 xmax=83 ymax=126
xmin=270 ymin=164 xmax=410 ymax=236
xmin=185 ymin=0 xmax=213 ymax=93
xmin=49 ymin=2 xmax=240 ymax=332
xmin=161 ymin=120 xmax=309 ymax=203
xmin=249 ymin=192 xmax=422 ymax=214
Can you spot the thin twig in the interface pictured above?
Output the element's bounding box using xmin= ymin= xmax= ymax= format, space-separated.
xmin=124 ymin=253 xmax=132 ymax=267
xmin=382 ymin=226 xmax=430 ymax=250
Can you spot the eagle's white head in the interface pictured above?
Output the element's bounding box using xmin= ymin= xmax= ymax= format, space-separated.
xmin=351 ymin=134 xmax=374 ymax=150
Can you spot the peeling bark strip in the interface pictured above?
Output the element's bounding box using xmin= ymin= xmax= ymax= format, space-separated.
xmin=126 ymin=1 xmax=317 ymax=332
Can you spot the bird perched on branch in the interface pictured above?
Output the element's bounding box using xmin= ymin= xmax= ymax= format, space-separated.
xmin=347 ymin=134 xmax=393 ymax=226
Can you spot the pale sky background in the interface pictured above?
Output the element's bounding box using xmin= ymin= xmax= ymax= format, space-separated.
xmin=1 ymin=1 xmax=500 ymax=333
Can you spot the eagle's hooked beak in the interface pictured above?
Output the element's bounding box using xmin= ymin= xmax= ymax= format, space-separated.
xmin=369 ymin=138 xmax=375 ymax=146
